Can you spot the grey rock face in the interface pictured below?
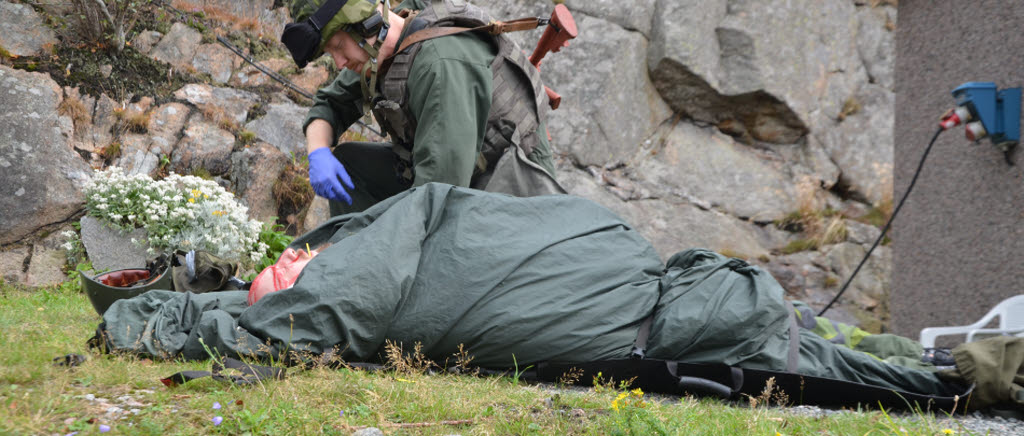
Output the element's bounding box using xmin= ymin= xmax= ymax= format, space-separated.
xmin=824 ymin=242 xmax=890 ymax=312
xmin=150 ymin=23 xmax=203 ymax=72
xmin=563 ymin=0 xmax=656 ymax=37
xmin=635 ymin=123 xmax=797 ymax=222
xmin=191 ymin=44 xmax=237 ymax=85
xmin=0 ymin=1 xmax=58 ymax=57
xmin=543 ymin=14 xmax=672 ymax=166
xmin=25 ymin=227 xmax=72 ymax=287
xmin=245 ymin=103 xmax=309 ymax=157
xmin=819 ymin=84 xmax=894 ymax=204
xmin=0 ymin=66 xmax=91 ymax=245
xmin=230 ymin=142 xmax=288 ymax=224
xmin=560 ymin=168 xmax=770 ymax=261
xmin=80 ymin=216 xmax=151 ymax=272
xmin=116 ymin=134 xmax=161 ymax=176
xmin=855 ymin=5 xmax=895 ymax=89
xmin=302 ymin=196 xmax=331 ymax=235
xmin=148 ymin=103 xmax=192 ymax=156
xmin=259 ymin=7 xmax=291 ymax=41
xmin=0 ymin=246 xmax=30 ymax=284
xmin=172 ymin=116 xmax=237 ymax=176
xmin=200 ymin=0 xmax=273 ymax=19
xmin=173 ymin=84 xmax=259 ymax=124
xmin=649 ymin=0 xmax=864 ymax=144
xmin=230 ymin=58 xmax=292 ymax=88
xmin=130 ymin=31 xmax=163 ymax=55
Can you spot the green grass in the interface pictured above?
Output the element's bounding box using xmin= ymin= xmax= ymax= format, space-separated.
xmin=0 ymin=279 xmax=972 ymax=435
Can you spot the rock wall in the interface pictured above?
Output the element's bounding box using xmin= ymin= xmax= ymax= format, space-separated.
xmin=0 ymin=0 xmax=897 ymax=329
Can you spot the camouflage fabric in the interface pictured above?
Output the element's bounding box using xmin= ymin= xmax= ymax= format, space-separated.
xmin=290 ymin=0 xmax=381 ymax=59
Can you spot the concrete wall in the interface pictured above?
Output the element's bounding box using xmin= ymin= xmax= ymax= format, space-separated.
xmin=892 ymin=0 xmax=1024 ymax=343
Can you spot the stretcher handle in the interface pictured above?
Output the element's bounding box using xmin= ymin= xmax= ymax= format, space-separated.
xmin=677 ymin=376 xmax=733 ymax=399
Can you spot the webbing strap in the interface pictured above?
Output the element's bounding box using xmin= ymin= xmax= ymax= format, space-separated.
xmin=309 ymin=0 xmax=347 ymax=32
xmin=160 ymin=357 xmax=285 ymax=387
xmin=630 ymin=316 xmax=654 ymax=359
xmin=392 ymin=18 xmax=544 ymax=55
xmin=784 ymin=301 xmax=800 ymax=373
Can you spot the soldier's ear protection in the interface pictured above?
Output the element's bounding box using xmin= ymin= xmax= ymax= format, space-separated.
xmin=281 ymin=0 xmax=386 ymax=68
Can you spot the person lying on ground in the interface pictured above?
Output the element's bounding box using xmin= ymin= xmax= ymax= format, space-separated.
xmin=92 ymin=183 xmax=1024 ymax=411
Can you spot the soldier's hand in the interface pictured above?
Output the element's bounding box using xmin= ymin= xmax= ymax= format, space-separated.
xmin=307 ymin=147 xmax=354 ymax=205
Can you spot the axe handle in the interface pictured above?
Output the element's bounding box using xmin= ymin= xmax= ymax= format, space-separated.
xmin=545 ymin=86 xmax=561 ymax=110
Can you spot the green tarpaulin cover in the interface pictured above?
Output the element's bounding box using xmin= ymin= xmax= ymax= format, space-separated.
xmin=95 ymin=184 xmax=955 ymax=397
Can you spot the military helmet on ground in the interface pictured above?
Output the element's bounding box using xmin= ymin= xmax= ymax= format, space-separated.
xmin=282 ymin=0 xmax=385 ymax=68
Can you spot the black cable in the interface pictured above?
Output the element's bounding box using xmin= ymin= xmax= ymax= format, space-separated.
xmin=818 ymin=127 xmax=944 ymax=317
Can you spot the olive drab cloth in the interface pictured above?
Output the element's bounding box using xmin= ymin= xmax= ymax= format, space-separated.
xmin=938 ymin=336 xmax=1024 ymax=410
xmin=305 ymin=0 xmax=562 ymax=216
xmin=97 ymin=184 xmax=970 ymax=402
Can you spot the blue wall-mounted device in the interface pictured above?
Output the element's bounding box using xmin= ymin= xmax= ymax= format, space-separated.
xmin=950 ymin=82 xmax=1021 ymax=153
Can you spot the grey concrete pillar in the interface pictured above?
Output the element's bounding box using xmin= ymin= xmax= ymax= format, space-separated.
xmin=893 ymin=0 xmax=1024 ymax=344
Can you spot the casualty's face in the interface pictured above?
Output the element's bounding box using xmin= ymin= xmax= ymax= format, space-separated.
xmin=324 ymin=30 xmax=375 ymax=74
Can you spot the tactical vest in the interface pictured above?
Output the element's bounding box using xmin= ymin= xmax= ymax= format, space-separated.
xmin=371 ymin=0 xmax=550 ymax=180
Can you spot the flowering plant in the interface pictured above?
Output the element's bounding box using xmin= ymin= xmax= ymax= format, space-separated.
xmin=83 ymin=167 xmax=268 ymax=266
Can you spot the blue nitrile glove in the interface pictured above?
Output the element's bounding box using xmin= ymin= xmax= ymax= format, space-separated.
xmin=307 ymin=147 xmax=354 ymax=205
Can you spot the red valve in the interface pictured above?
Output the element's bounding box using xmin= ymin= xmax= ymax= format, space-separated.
xmin=939 ymin=106 xmax=972 ymax=130
xmin=965 ymin=121 xmax=987 ymax=141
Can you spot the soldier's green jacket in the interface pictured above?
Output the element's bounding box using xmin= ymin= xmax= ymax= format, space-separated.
xmin=303 ymin=0 xmax=556 ymax=188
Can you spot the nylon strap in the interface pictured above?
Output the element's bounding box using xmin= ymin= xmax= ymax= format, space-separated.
xmin=393 ymin=18 xmax=544 ymax=55
xmin=630 ymin=316 xmax=654 ymax=359
xmin=784 ymin=301 xmax=800 ymax=373
xmin=310 ymin=0 xmax=347 ymax=32
xmin=160 ymin=357 xmax=286 ymax=387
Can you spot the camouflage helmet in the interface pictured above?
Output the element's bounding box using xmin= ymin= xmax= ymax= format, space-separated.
xmin=283 ymin=0 xmax=384 ymax=67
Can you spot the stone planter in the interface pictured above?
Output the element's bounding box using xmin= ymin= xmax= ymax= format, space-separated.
xmin=79 ymin=216 xmax=154 ymax=272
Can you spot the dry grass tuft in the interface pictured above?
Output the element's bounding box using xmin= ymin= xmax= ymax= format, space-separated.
xmin=383 ymin=340 xmax=437 ymax=374
xmin=100 ymin=141 xmax=122 ymax=160
xmin=447 ymin=343 xmax=477 ymax=375
xmin=747 ymin=377 xmax=790 ymax=408
xmin=59 ymin=94 xmax=91 ymax=133
xmin=776 ymin=178 xmax=847 ymax=254
xmin=272 ymin=160 xmax=314 ymax=221
xmin=557 ymin=367 xmax=584 ymax=387
xmin=198 ymin=104 xmax=239 ymax=131
xmin=837 ymin=96 xmax=862 ymax=122
xmin=172 ymin=0 xmax=270 ymax=33
xmin=113 ymin=107 xmax=151 ymax=134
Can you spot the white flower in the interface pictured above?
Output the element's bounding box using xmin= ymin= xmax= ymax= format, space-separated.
xmin=62 ymin=242 xmax=74 ymax=251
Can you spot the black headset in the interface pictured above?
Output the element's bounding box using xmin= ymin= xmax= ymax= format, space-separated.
xmin=281 ymin=0 xmax=388 ymax=68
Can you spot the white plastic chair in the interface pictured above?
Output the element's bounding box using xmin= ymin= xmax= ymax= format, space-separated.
xmin=919 ymin=295 xmax=1024 ymax=348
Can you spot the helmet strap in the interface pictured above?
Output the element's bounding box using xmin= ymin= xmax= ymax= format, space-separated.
xmin=357 ymin=37 xmax=384 ymax=122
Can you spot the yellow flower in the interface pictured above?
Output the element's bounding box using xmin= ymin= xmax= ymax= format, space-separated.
xmin=631 ymin=388 xmax=644 ymax=397
xmin=188 ymin=198 xmax=195 ymax=203
xmin=942 ymin=430 xmax=955 ymax=435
